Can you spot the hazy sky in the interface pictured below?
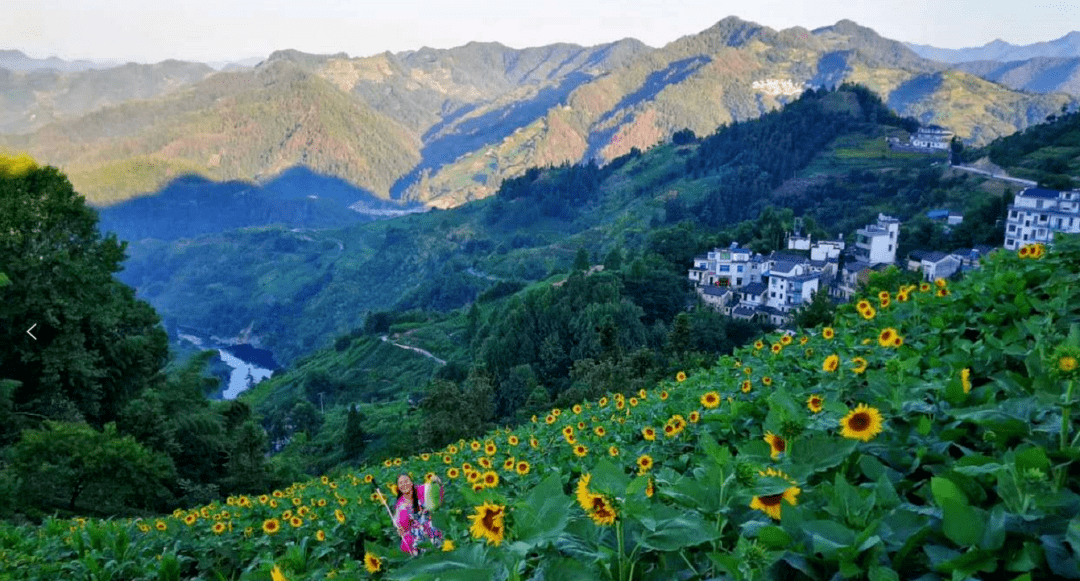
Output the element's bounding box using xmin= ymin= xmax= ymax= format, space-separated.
xmin=7 ymin=0 xmax=1079 ymax=63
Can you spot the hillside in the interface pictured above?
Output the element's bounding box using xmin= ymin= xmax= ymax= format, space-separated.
xmin=0 ymin=59 xmax=215 ymax=134
xmin=115 ymin=85 xmax=974 ymax=364
xmin=1 ymin=18 xmax=1074 ymax=208
xmin=954 ymin=57 xmax=1080 ymax=97
xmin=3 ymin=235 xmax=1078 ymax=580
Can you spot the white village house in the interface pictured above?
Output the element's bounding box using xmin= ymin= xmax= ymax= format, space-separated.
xmin=1003 ymin=187 xmax=1080 ymax=250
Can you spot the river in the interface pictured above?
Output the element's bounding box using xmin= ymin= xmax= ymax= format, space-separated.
xmin=177 ymin=333 xmax=277 ymax=400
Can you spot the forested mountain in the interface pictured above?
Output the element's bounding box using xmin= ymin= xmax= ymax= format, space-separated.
xmin=953 ymin=57 xmax=1080 ymax=97
xmin=1 ymin=18 xmax=1074 ymax=208
xmin=115 ymin=85 xmax=1007 ymax=368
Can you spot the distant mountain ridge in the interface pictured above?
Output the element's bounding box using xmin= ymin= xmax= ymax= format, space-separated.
xmin=906 ymin=31 xmax=1080 ymax=63
xmin=2 ymin=18 xmax=1077 ymax=208
xmin=0 ymin=49 xmax=124 ymax=72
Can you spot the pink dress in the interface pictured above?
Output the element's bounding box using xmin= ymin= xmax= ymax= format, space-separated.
xmin=394 ymin=483 xmax=444 ymax=555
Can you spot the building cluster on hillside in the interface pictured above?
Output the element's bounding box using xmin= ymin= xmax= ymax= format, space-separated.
xmin=688 ymin=210 xmax=999 ymax=328
xmin=886 ymin=124 xmax=954 ymax=154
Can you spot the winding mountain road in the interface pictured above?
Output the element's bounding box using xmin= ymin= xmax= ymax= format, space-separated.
xmin=379 ymin=335 xmax=446 ymax=365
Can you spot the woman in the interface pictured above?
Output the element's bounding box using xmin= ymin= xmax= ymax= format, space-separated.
xmin=393 ymin=473 xmax=444 ymax=555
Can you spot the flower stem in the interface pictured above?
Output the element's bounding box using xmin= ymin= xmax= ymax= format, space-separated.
xmin=1062 ymin=379 xmax=1075 ymax=452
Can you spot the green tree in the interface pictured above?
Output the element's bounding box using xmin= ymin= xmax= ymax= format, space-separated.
xmin=343 ymin=404 xmax=366 ymax=460
xmin=793 ymin=288 xmax=837 ymax=330
xmin=573 ymin=247 xmax=590 ymax=272
xmin=11 ymin=421 xmax=175 ymax=513
xmin=224 ymin=420 xmax=271 ymax=494
xmin=0 ymin=158 xmax=168 ymax=426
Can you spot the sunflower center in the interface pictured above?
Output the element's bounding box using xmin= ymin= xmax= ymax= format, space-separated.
xmin=848 ymin=412 xmax=870 ymax=431
xmin=758 ymin=494 xmax=783 ymax=506
xmin=481 ymin=508 xmax=503 ymax=533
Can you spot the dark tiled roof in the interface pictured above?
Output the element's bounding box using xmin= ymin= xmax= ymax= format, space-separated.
xmin=771 ymin=260 xmax=799 ymax=275
xmin=742 ymin=282 xmax=767 ymax=295
xmin=843 ymin=260 xmax=871 ymax=272
xmin=732 ymin=305 xmax=758 ymax=317
xmin=920 ymin=251 xmax=948 ymax=263
xmin=1020 ymin=187 xmax=1063 ymax=199
xmin=702 ymin=286 xmax=730 ymax=297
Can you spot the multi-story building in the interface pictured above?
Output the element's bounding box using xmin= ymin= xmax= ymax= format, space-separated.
xmin=854 ymin=213 xmax=900 ymax=265
xmin=688 ymin=244 xmax=764 ymax=288
xmin=1003 ymin=187 xmax=1080 ymax=250
xmin=906 ymin=250 xmax=962 ymax=282
xmin=767 ymin=261 xmax=821 ymax=315
xmin=910 ymin=125 xmax=953 ymax=150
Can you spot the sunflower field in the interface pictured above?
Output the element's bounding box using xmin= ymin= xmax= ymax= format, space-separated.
xmin=2 ymin=237 xmax=1080 ymax=580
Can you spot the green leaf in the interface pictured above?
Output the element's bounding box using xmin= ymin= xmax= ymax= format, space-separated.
xmin=942 ymin=498 xmax=984 ymax=547
xmin=868 ymin=565 xmax=899 ymax=581
xmin=1015 ymin=446 xmax=1050 ymax=473
xmin=801 ymin=520 xmax=856 ymax=558
xmin=588 ymin=458 xmax=630 ymax=496
xmin=1068 ymin=516 xmax=1080 ymax=561
xmin=797 ymin=435 xmax=858 ymax=473
xmin=512 ymin=473 xmax=571 ymax=547
xmin=384 ymin=543 xmax=499 ymax=581
xmin=757 ymin=525 xmax=792 ymax=549
xmin=637 ymin=505 xmax=719 ymax=551
xmin=931 ymin=476 xmax=967 ymax=506
xmin=1007 ymin=541 xmax=1044 ymax=573
xmin=980 ymin=504 xmax=1007 ymax=551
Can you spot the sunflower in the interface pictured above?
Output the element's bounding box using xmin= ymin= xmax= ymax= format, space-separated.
xmin=564 ymin=433 xmax=577 ymax=445
xmin=859 ymin=305 xmax=877 ymax=320
xmin=289 ymin=516 xmax=303 ymax=528
xmin=529 ymin=437 xmax=539 ymax=448
xmin=743 ymin=366 xmax=753 ymax=375
xmin=503 ymin=458 xmax=515 ymax=471
xmin=754 ymin=339 xmax=765 ymax=350
xmin=660 ymin=390 xmax=669 ymax=400
xmin=484 ymin=442 xmax=497 ymax=456
xmin=637 ymin=454 xmax=654 ymax=474
xmin=839 ymin=404 xmax=885 ymax=442
xmin=646 ymin=478 xmax=654 ymax=498
xmin=961 ymin=368 xmax=971 ymax=393
xmin=482 ymin=471 xmax=499 ymax=488
xmin=689 ymin=411 xmax=700 ymax=423
xmin=800 ymin=335 xmax=809 ymax=345
xmin=851 ymin=357 xmax=868 ymax=374
xmin=577 ymin=421 xmax=587 ymax=430
xmin=642 ymin=427 xmax=657 ymax=441
xmin=155 ymin=520 xmax=167 ymax=531
xmin=442 ymin=540 xmax=455 ymax=551
xmin=615 ymin=399 xmax=626 ymax=410
xmin=822 ymin=327 xmax=835 ymax=340
xmin=478 ymin=457 xmax=493 ymax=469
xmin=780 ymin=334 xmax=793 ymax=346
xmin=856 ymin=299 xmax=871 ymax=312
xmin=572 ymin=404 xmax=583 ymax=414
xmin=609 ymin=445 xmax=620 ymax=457
xmin=562 ymin=425 xmax=575 ymax=437
xmin=552 ymin=408 xmax=562 ymax=416
xmin=762 ymin=376 xmax=772 ymax=386
xmin=741 ymin=380 xmax=753 ymax=393
xmin=472 ymin=482 xmax=485 ymax=492
xmin=183 ymin=513 xmax=197 ymax=526
xmin=701 ymin=391 xmax=721 ymax=409
xmin=749 ymin=468 xmax=800 ymax=520
xmin=935 ymin=278 xmax=947 ymax=288
xmin=892 ymin=335 xmax=904 ymax=347
xmin=763 ymin=431 xmax=786 ymax=459
xmin=212 ymin=522 xmax=228 ymax=536
xmin=629 ymin=397 xmax=639 ymax=407
xmin=576 ymin=474 xmax=594 ymax=509
xmin=878 ymin=327 xmax=897 ymax=347
xmin=462 ymin=461 xmax=473 ymax=471
xmin=470 ymin=441 xmax=482 ymax=452
xmin=466 ymin=470 xmax=481 ymax=484
xmin=897 ymin=290 xmax=910 ymax=302
xmin=573 ymin=444 xmax=589 ymax=458
xmin=335 ymin=509 xmax=346 ymax=524
xmin=447 ymin=467 xmax=461 ymax=480
xmin=823 ymin=354 xmax=840 ymax=372
xmin=878 ymin=290 xmax=890 ymax=302
xmin=516 ymin=461 xmax=530 ymax=475
xmin=1061 ymin=356 xmax=1079 ymax=373
xmin=447 ymin=444 xmax=459 ymax=454
xmin=771 ymin=343 xmax=783 ymax=354
xmin=598 ymin=396 xmax=609 ymax=407
xmin=271 ymin=566 xmax=288 ymax=581
xmin=936 ymin=288 xmax=951 ymax=297
xmin=508 ymin=435 xmax=519 ymax=446
xmin=586 ymin=494 xmax=618 ymax=525
xmin=262 ymin=518 xmax=281 ymax=535
xmin=1031 ymin=243 xmax=1046 ymax=259
xmin=919 ymin=282 xmax=931 ymax=292
xmin=364 ymin=552 xmax=382 ymax=573
xmin=807 ymin=394 xmax=823 ymax=413
xmin=879 ymin=296 xmax=891 ymax=308
xmin=676 ymin=371 xmax=687 ymax=382
xmin=639 ymin=388 xmax=648 ymax=398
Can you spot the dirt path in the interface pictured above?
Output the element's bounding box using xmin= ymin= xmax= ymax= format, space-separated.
xmin=380 ymin=335 xmax=446 ymax=365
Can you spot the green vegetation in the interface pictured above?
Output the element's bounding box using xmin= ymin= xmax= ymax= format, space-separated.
xmin=1 ymin=234 xmax=1077 ymax=580
xmin=962 ymin=106 xmax=1080 ymax=189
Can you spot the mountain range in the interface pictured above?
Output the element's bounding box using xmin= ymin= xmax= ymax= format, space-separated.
xmin=906 ymin=31 xmax=1080 ymax=63
xmin=1 ymin=18 xmax=1077 ymax=210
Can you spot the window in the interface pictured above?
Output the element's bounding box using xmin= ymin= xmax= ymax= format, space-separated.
xmin=735 ymin=278 xmax=742 ymax=285
xmin=770 ymin=292 xmax=775 ymax=298
xmin=737 ymin=265 xmax=743 ymax=272
xmin=1008 ymin=225 xmax=1015 ymax=232
xmin=719 ymin=265 xmax=729 ymax=272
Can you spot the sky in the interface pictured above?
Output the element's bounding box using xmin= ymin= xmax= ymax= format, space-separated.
xmin=6 ymin=0 xmax=1079 ymax=64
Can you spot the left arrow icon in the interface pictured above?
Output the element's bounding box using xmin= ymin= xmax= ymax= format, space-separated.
xmin=27 ymin=324 xmax=37 ymax=340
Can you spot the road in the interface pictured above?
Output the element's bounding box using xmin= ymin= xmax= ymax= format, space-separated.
xmin=379 ymin=335 xmax=446 ymax=365
xmin=950 ymin=164 xmax=1037 ymax=187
